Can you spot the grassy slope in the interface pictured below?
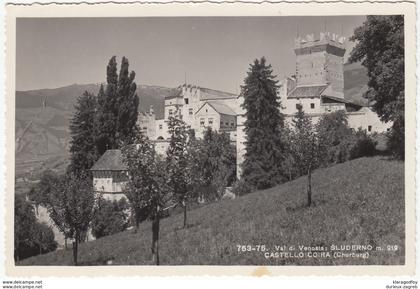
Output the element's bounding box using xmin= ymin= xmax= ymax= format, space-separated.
xmin=20 ymin=157 xmax=404 ymax=266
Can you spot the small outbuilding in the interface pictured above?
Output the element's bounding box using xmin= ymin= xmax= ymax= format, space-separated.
xmin=90 ymin=149 xmax=128 ymax=201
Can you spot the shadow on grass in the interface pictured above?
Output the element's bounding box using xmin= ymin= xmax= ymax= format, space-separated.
xmin=285 ymin=199 xmax=328 ymax=213
xmin=174 ymin=223 xmax=197 ymax=231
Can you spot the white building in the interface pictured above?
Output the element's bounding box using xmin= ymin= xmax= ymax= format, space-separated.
xmin=92 ymin=31 xmax=392 ymax=190
xmin=235 ymin=32 xmax=392 ymax=178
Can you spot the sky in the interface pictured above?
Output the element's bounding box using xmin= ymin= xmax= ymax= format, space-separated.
xmin=16 ymin=16 xmax=366 ymax=92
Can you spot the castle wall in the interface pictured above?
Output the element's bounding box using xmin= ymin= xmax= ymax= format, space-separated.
xmin=92 ymin=171 xmax=127 ymax=193
xmin=347 ymin=108 xmax=393 ymax=133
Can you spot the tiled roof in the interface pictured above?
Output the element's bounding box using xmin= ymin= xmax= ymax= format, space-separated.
xmin=288 ymin=84 xmax=328 ymax=98
xmin=322 ymin=95 xmax=363 ymax=106
xmin=196 ymin=101 xmax=237 ymax=116
xmin=90 ymin=149 xmax=127 ymax=171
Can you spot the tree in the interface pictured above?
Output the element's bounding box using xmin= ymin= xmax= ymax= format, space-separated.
xmin=240 ymin=57 xmax=286 ymax=189
xmin=349 ymin=15 xmax=404 ymax=159
xmin=91 ymin=197 xmax=129 ymax=239
xmin=289 ymin=105 xmax=323 ymax=207
xmin=199 ymin=128 xmax=236 ymax=200
xmin=14 ymin=194 xmax=57 ymax=262
xmin=316 ymin=111 xmax=353 ymax=165
xmin=32 ymin=222 xmax=58 ymax=256
xmin=68 ymin=91 xmax=98 ymax=176
xmin=95 ymin=56 xmax=140 ymax=156
xmin=47 ymin=173 xmax=95 ymax=265
xmin=166 ymin=116 xmax=190 ymax=228
xmin=14 ymin=194 xmax=36 ymax=262
xmin=122 ymin=135 xmax=169 ymax=265
xmin=28 ymin=169 xmax=60 ymax=207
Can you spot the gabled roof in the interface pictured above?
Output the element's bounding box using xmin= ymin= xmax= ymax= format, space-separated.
xmin=322 ymin=95 xmax=364 ymax=106
xmin=90 ymin=149 xmax=127 ymax=171
xmin=196 ymin=101 xmax=237 ymax=116
xmin=288 ymin=84 xmax=329 ymax=99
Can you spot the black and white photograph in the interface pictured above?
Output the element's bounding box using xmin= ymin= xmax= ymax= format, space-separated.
xmin=4 ymin=1 xmax=416 ymax=280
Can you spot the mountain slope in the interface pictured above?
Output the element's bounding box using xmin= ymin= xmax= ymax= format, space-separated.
xmin=19 ymin=157 xmax=404 ymax=266
xmin=344 ymin=62 xmax=370 ymax=106
xmin=15 ymin=84 xmax=174 ymax=192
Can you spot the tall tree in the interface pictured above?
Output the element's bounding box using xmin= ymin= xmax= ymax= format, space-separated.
xmin=289 ymin=105 xmax=323 ymax=207
xmin=349 ymin=16 xmax=404 ymax=159
xmin=47 ymin=173 xmax=95 ymax=265
xmin=68 ymin=91 xmax=98 ymax=176
xmin=199 ymin=128 xmax=236 ymax=200
xmin=95 ymin=56 xmax=140 ymax=156
xmin=122 ymin=134 xmax=169 ymax=265
xmin=166 ymin=116 xmax=190 ymax=228
xmin=240 ymin=57 xmax=286 ymax=189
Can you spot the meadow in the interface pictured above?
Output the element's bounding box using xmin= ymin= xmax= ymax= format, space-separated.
xmin=19 ymin=156 xmax=404 ymax=266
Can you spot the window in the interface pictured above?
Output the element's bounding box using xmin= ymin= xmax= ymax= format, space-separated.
xmin=200 ymin=118 xmax=205 ymax=126
xmin=231 ymin=122 xmax=234 ymax=127
xmin=185 ymin=98 xmax=189 ymax=104
xmin=208 ymin=118 xmax=213 ymax=126
xmin=310 ymin=103 xmax=315 ymax=109
xmin=295 ymin=104 xmax=300 ymax=109
xmin=368 ymin=125 xmax=372 ymax=132
xmin=142 ymin=127 xmax=147 ymax=131
xmin=169 ymin=109 xmax=173 ymax=115
xmin=189 ymin=108 xmax=193 ymax=115
xmin=159 ymin=125 xmax=163 ymax=130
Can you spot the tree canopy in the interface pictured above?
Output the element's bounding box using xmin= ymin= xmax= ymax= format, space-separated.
xmin=68 ymin=91 xmax=98 ymax=176
xmin=95 ymin=56 xmax=140 ymax=156
xmin=349 ymin=15 xmax=404 ymax=158
xmin=240 ymin=57 xmax=286 ymax=189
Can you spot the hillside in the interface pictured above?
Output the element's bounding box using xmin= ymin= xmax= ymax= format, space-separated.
xmin=20 ymin=157 xmax=404 ymax=266
xmin=15 ymin=84 xmax=174 ymax=193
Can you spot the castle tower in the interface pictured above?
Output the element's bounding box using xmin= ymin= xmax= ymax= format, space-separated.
xmin=294 ymin=32 xmax=346 ymax=98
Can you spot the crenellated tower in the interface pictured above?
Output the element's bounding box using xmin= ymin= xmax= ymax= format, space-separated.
xmin=294 ymin=32 xmax=346 ymax=98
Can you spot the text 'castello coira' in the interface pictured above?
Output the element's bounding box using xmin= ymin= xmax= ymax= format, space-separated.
xmin=91 ymin=32 xmax=391 ymax=197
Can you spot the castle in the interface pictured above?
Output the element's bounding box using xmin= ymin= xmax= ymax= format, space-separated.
xmin=137 ymin=85 xmax=240 ymax=155
xmin=91 ymin=32 xmax=391 ymax=197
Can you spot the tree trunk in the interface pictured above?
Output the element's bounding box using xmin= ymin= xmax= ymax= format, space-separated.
xmin=73 ymin=231 xmax=79 ymax=266
xmin=182 ymin=200 xmax=187 ymax=229
xmin=65 ymin=237 xmax=68 ymax=250
xmin=151 ymin=206 xmax=160 ymax=265
xmin=307 ymin=166 xmax=312 ymax=207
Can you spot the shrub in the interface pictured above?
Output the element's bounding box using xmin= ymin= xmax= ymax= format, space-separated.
xmin=349 ymin=130 xmax=377 ymax=160
xmin=91 ymin=197 xmax=130 ymax=239
xmin=231 ymin=179 xmax=255 ymax=197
